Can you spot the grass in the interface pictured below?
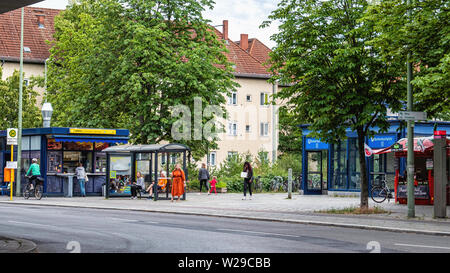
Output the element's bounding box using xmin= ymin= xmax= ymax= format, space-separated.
xmin=316 ymin=206 xmax=391 ymax=215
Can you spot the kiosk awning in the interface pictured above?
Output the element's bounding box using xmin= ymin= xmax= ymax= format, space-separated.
xmin=51 ymin=135 xmax=129 ymax=144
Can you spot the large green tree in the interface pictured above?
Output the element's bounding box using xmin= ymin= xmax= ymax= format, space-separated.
xmin=364 ymin=0 xmax=450 ymax=119
xmin=0 ymin=67 xmax=42 ymax=130
xmin=263 ymin=0 xmax=404 ymax=208
xmin=47 ymin=0 xmax=237 ymax=159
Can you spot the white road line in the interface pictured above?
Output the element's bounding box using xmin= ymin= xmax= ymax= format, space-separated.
xmin=7 ymin=220 xmax=56 ymax=228
xmin=217 ymin=228 xmax=300 ymax=238
xmin=110 ymin=218 xmax=159 ymax=224
xmin=395 ymin=243 xmax=450 ymax=250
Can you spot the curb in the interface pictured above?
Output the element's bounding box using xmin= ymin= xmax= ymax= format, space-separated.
xmin=0 ymin=237 xmax=38 ymax=253
xmin=2 ymin=201 xmax=450 ymax=237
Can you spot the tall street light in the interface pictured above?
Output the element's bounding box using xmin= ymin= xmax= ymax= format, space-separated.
xmin=16 ymin=7 xmax=24 ymax=196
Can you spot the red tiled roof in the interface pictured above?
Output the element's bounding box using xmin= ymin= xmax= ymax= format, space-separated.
xmin=0 ymin=7 xmax=61 ymax=63
xmin=213 ymin=28 xmax=272 ymax=77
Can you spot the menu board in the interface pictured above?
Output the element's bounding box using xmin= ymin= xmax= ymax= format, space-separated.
xmin=397 ymin=181 xmax=430 ymax=199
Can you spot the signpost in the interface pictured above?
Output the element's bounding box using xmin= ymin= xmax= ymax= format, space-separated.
xmin=398 ymin=111 xmax=427 ymax=121
xmin=7 ymin=128 xmax=18 ymax=201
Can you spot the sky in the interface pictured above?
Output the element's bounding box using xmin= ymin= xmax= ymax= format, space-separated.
xmin=30 ymin=0 xmax=280 ymax=49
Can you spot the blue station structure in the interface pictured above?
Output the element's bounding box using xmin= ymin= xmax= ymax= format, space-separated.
xmin=300 ymin=120 xmax=450 ymax=196
xmin=0 ymin=127 xmax=129 ymax=196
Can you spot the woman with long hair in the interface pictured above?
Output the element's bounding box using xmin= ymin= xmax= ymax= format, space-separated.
xmin=242 ymin=161 xmax=253 ymax=200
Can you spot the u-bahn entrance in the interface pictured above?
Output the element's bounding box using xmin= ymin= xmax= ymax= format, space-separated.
xmin=303 ymin=137 xmax=329 ymax=195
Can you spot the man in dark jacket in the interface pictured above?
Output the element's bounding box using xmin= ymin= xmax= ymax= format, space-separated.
xmin=198 ymin=163 xmax=210 ymax=194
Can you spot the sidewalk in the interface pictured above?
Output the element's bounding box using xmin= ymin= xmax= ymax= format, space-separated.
xmin=1 ymin=193 xmax=449 ymax=236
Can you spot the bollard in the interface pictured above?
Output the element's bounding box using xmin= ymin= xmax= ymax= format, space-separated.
xmin=288 ymin=168 xmax=292 ymax=199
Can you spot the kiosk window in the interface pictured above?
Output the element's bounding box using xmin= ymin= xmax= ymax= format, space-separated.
xmin=48 ymin=151 xmax=62 ymax=173
xmin=21 ymin=137 xmax=30 ymax=151
xmin=95 ymin=152 xmax=107 ymax=173
xmin=63 ymin=151 xmax=93 ymax=173
xmin=30 ymin=136 xmax=41 ymax=150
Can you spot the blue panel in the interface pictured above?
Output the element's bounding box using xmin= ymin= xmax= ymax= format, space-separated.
xmin=368 ymin=134 xmax=397 ymax=149
xmin=52 ymin=135 xmax=128 ymax=144
xmin=305 ymin=138 xmax=329 ymax=150
xmin=414 ymin=123 xmax=450 ymax=136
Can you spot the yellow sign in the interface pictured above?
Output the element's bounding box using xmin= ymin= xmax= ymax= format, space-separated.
xmin=70 ymin=128 xmax=116 ymax=135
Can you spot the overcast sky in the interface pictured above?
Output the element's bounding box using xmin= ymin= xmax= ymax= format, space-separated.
xmin=30 ymin=0 xmax=280 ymax=49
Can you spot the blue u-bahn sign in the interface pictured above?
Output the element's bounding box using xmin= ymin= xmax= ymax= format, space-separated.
xmin=305 ymin=138 xmax=328 ymax=150
xmin=368 ymin=134 xmax=397 ymax=149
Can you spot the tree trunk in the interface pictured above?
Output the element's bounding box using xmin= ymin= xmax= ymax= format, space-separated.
xmin=357 ymin=127 xmax=369 ymax=209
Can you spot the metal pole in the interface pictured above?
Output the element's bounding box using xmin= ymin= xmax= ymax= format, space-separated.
xmin=272 ymin=82 xmax=278 ymax=163
xmin=288 ymin=168 xmax=292 ymax=199
xmin=406 ymin=0 xmax=415 ymax=218
xmin=16 ymin=7 xmax=24 ymax=197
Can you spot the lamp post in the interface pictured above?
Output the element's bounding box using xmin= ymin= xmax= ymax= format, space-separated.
xmin=16 ymin=7 xmax=24 ymax=197
xmin=42 ymin=102 xmax=53 ymax=128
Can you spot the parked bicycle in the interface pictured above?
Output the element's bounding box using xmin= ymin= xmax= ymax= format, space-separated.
xmin=24 ymin=175 xmax=44 ymax=200
xmin=370 ymin=176 xmax=393 ymax=203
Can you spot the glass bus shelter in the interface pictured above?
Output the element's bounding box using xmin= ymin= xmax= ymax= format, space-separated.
xmin=103 ymin=143 xmax=191 ymax=201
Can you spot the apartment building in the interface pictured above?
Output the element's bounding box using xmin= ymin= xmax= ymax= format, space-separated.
xmin=0 ymin=8 xmax=279 ymax=167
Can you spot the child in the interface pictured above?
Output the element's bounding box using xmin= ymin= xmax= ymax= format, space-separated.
xmin=209 ymin=176 xmax=218 ymax=195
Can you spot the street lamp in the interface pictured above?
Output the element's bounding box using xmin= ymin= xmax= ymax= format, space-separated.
xmin=42 ymin=102 xmax=53 ymax=128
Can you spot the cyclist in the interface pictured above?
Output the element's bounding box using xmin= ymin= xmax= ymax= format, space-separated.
xmin=26 ymin=158 xmax=41 ymax=190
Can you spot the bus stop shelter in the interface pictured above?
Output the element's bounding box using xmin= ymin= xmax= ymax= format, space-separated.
xmin=103 ymin=143 xmax=191 ymax=201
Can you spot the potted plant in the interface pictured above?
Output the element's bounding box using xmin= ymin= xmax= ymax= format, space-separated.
xmin=216 ymin=181 xmax=227 ymax=193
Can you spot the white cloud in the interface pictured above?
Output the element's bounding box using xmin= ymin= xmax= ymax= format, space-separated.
xmin=31 ymin=0 xmax=280 ymax=48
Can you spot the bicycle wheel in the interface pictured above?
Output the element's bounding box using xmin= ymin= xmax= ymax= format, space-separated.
xmin=23 ymin=185 xmax=31 ymax=200
xmin=35 ymin=185 xmax=43 ymax=200
xmin=371 ymin=186 xmax=387 ymax=203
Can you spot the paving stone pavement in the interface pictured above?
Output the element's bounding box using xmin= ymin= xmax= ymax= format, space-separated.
xmin=1 ymin=193 xmax=449 ymax=237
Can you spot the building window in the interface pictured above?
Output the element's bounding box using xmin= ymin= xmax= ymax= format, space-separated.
xmin=228 ymin=122 xmax=237 ymax=136
xmin=245 ymin=125 xmax=251 ymax=133
xmin=228 ymin=92 xmax=237 ymax=105
xmin=260 ymin=92 xmax=269 ymax=106
xmin=246 ymin=95 xmax=252 ymax=102
xmin=209 ymin=152 xmax=217 ymax=166
xmin=260 ymin=122 xmax=269 ymax=136
xmin=228 ymin=151 xmax=238 ymax=160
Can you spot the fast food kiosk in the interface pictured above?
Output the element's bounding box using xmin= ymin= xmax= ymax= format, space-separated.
xmin=374 ymin=136 xmax=450 ymax=205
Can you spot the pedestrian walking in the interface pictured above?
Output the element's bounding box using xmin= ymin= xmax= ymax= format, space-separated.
xmin=75 ymin=162 xmax=87 ymax=197
xmin=171 ymin=164 xmax=187 ymax=202
xmin=209 ymin=176 xmax=218 ymax=195
xmin=242 ymin=161 xmax=253 ymax=200
xmin=198 ymin=163 xmax=210 ymax=194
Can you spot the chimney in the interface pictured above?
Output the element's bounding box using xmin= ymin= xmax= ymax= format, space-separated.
xmin=223 ymin=20 xmax=228 ymax=40
xmin=240 ymin=34 xmax=249 ymax=51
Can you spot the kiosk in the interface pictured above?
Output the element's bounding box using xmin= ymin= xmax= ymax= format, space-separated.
xmin=103 ymin=143 xmax=191 ymax=201
xmin=373 ymin=136 xmax=450 ymax=205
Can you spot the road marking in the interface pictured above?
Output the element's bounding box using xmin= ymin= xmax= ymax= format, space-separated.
xmin=217 ymin=228 xmax=300 ymax=238
xmin=8 ymin=220 xmax=56 ymax=228
xmin=395 ymin=243 xmax=450 ymax=250
xmin=110 ymin=218 xmax=159 ymax=224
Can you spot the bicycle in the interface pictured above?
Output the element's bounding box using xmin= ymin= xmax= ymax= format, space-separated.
xmin=370 ymin=179 xmax=393 ymax=203
xmin=24 ymin=176 xmax=44 ymax=200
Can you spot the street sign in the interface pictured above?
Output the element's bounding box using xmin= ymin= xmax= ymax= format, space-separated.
xmin=7 ymin=128 xmax=18 ymax=145
xmin=398 ymin=111 xmax=427 ymax=121
xmin=391 ymin=143 xmax=403 ymax=152
xmin=6 ymin=161 xmax=17 ymax=169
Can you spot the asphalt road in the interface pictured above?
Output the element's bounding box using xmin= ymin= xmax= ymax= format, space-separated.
xmin=1 ymin=204 xmax=450 ymax=253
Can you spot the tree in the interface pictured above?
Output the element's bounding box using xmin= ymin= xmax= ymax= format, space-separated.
xmin=277 ymin=106 xmax=302 ymax=154
xmin=0 ymin=67 xmax=42 ymax=130
xmin=364 ymin=0 xmax=450 ymax=119
xmin=47 ymin=0 xmax=238 ymax=160
xmin=262 ymin=0 xmax=404 ymax=208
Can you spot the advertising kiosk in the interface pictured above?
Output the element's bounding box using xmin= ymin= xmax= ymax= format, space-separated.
xmin=374 ymin=136 xmax=450 ymax=205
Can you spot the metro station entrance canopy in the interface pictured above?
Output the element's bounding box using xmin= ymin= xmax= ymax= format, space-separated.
xmin=0 ymin=0 xmax=44 ymax=14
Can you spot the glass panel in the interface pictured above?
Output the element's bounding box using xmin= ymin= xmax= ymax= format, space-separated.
xmin=81 ymin=152 xmax=93 ymax=173
xmin=64 ymin=142 xmax=93 ymax=151
xmin=21 ymin=136 xmax=30 ymax=151
xmin=21 ymin=151 xmax=30 ymax=174
xmin=109 ymin=155 xmax=132 ymax=194
xmin=349 ymin=138 xmax=360 ymax=190
xmin=30 ymin=136 xmax=41 ymax=150
xmin=322 ymin=150 xmax=328 ymax=190
xmin=47 ymin=139 xmax=62 ymax=150
xmin=332 ymin=141 xmax=347 ymax=189
xmin=0 ymin=138 xmax=4 ymax=150
xmin=95 ymin=152 xmax=107 ymax=173
xmin=307 ymin=152 xmax=322 ymax=190
xmin=63 ymin=151 xmax=81 ymax=173
xmin=48 ymin=151 xmax=63 ymax=173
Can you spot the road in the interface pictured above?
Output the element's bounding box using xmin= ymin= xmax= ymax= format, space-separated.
xmin=0 ymin=204 xmax=449 ymax=253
